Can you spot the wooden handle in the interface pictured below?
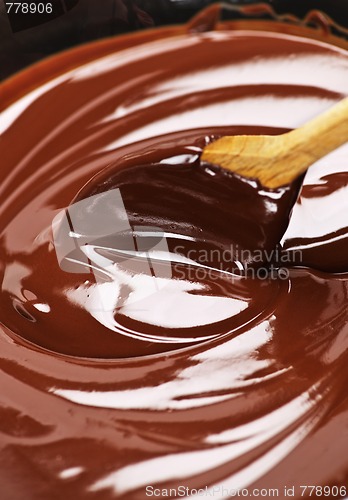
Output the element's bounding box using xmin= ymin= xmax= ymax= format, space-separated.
xmin=201 ymin=97 xmax=348 ymax=188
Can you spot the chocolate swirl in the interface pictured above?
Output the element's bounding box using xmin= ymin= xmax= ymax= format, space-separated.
xmin=0 ymin=16 xmax=348 ymax=499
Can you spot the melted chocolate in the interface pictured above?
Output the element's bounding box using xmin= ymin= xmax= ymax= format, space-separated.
xmin=0 ymin=11 xmax=348 ymax=500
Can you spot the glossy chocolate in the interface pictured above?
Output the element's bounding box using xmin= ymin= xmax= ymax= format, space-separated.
xmin=0 ymin=11 xmax=348 ymax=500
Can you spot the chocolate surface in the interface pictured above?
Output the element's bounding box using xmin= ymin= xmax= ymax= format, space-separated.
xmin=0 ymin=14 xmax=348 ymax=500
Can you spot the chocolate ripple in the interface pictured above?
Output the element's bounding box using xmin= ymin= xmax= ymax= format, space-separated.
xmin=0 ymin=19 xmax=348 ymax=499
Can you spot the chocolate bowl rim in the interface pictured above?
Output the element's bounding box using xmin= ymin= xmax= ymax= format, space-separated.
xmin=1 ymin=3 xmax=348 ymax=110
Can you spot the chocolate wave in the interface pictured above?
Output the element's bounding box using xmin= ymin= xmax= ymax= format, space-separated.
xmin=0 ymin=15 xmax=348 ymax=499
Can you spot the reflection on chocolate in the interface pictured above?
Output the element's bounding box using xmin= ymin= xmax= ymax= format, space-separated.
xmin=79 ymin=132 xmax=302 ymax=264
xmin=0 ymin=13 xmax=348 ymax=500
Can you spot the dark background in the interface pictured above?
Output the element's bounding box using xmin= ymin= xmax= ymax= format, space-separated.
xmin=1 ymin=0 xmax=348 ymax=81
